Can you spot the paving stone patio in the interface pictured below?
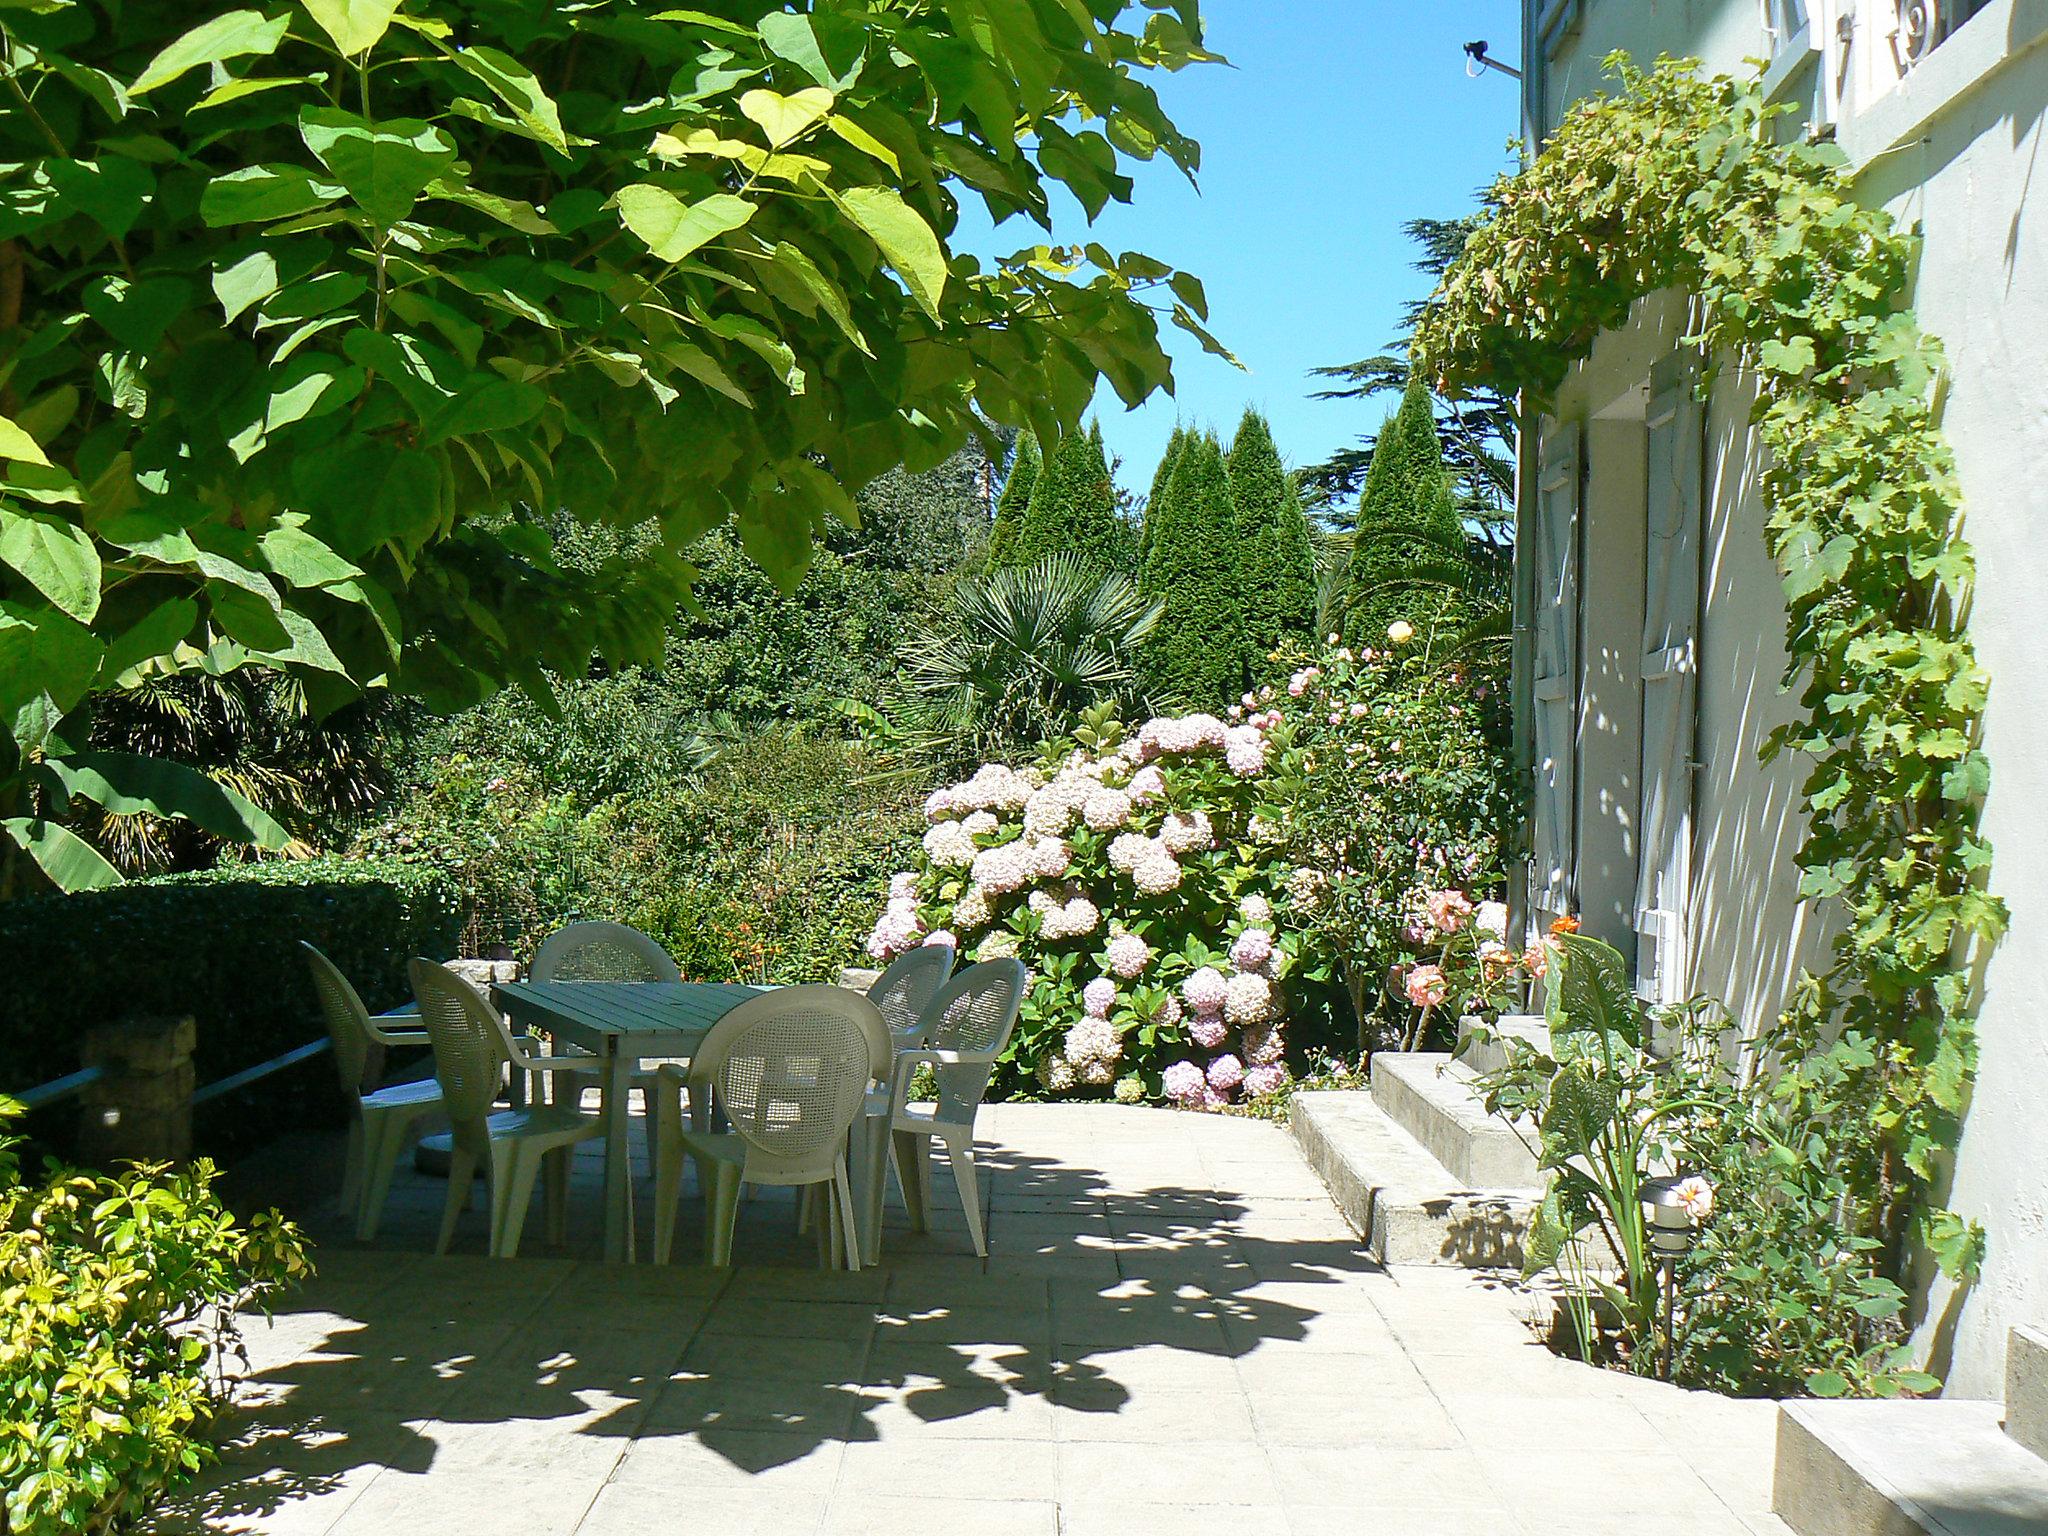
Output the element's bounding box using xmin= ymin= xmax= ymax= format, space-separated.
xmin=167 ymin=1104 xmax=1793 ymax=1535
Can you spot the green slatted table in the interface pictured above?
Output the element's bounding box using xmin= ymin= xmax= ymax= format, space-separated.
xmin=491 ymin=980 xmax=766 ymax=1263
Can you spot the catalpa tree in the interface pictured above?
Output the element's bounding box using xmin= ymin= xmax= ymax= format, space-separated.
xmin=0 ymin=0 xmax=1219 ymax=888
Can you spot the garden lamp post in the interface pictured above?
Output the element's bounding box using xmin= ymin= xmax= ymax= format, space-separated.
xmin=1640 ymin=1174 xmax=1709 ymax=1381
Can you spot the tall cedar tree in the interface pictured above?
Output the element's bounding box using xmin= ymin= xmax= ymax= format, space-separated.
xmin=985 ymin=430 xmax=1041 ymax=572
xmin=1012 ymin=426 xmax=1126 ymax=577
xmin=1226 ymin=409 xmax=1317 ymax=657
xmin=1346 ymin=377 xmax=1468 ymax=642
xmin=1142 ymin=432 xmax=1246 ymax=706
xmin=1138 ymin=425 xmax=1187 ymax=573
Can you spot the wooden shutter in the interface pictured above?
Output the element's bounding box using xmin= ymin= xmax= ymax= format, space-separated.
xmin=1634 ymin=354 xmax=1706 ymax=1003
xmin=1528 ymin=425 xmax=1582 ymax=937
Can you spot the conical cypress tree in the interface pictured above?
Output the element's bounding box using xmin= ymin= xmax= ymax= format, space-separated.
xmin=1138 ymin=425 xmax=1186 ymax=576
xmin=1012 ymin=424 xmax=1125 ymax=577
xmin=1346 ymin=377 xmax=1468 ymax=642
xmin=985 ymin=430 xmax=1040 ymax=571
xmin=1142 ymin=431 xmax=1245 ymax=707
xmin=1227 ymin=408 xmax=1316 ymax=659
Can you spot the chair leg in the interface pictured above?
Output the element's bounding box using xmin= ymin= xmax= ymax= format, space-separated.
xmin=493 ymin=1143 xmax=544 ymax=1259
xmin=857 ymin=1117 xmax=889 ymax=1267
xmin=437 ymin=1147 xmax=475 ymax=1255
xmin=797 ymin=1183 xmax=816 ymax=1235
xmin=892 ymin=1129 xmax=929 ymax=1232
xmin=355 ymin=1111 xmax=406 ymax=1242
xmin=813 ymin=1183 xmax=834 ymax=1267
xmin=943 ymin=1134 xmax=987 ymax=1258
xmin=703 ymin=1161 xmax=743 ymax=1267
xmin=833 ymin=1159 xmax=862 ymax=1272
xmin=652 ymin=1101 xmax=686 ymax=1266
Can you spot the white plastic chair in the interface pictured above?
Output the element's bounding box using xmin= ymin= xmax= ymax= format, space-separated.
xmin=649 ymin=985 xmax=879 ymax=1269
xmin=409 ymin=958 xmax=605 ymax=1258
xmin=529 ymin=920 xmax=682 ymax=1110
xmin=849 ymin=944 xmax=954 ymax=1263
xmin=302 ymin=941 xmax=444 ymax=1242
xmin=878 ymin=958 xmax=1026 ymax=1260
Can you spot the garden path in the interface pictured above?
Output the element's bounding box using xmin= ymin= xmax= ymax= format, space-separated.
xmin=165 ymin=1104 xmax=1792 ymax=1536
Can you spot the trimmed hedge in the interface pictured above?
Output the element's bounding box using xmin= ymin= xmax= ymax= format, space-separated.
xmin=0 ymin=857 xmax=461 ymax=1159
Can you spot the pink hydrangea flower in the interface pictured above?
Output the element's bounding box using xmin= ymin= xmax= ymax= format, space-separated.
xmin=1224 ymin=971 xmax=1275 ymax=1024
xmin=1083 ymin=977 xmax=1117 ymax=1018
xmin=1241 ymin=1021 xmax=1286 ymax=1065
xmin=1156 ymin=995 xmax=1184 ymax=1028
xmin=1162 ymin=1060 xmax=1206 ymax=1104
xmin=922 ymin=929 xmax=957 ymax=951
xmin=1132 ymin=851 xmax=1182 ymax=894
xmin=1083 ymin=787 xmax=1133 ymax=831
xmin=1243 ymin=1062 xmax=1289 ymax=1097
xmin=1206 ymin=1054 xmax=1244 ymax=1092
xmin=1128 ymin=765 xmax=1166 ymax=803
xmin=889 ymin=871 xmax=918 ymax=901
xmin=1105 ymin=931 xmax=1151 ymax=979
xmin=1189 ymin=1011 xmax=1229 ymax=1049
xmin=1160 ymin=811 xmax=1213 ymax=855
xmin=1230 ymin=928 xmax=1274 ymax=971
xmin=1201 ymin=1083 xmax=1232 ymax=1110
xmin=1182 ymin=966 xmax=1228 ymax=1012
xmin=1224 ymin=726 xmax=1268 ymax=777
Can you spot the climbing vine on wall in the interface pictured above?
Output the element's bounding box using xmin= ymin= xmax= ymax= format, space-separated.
xmin=1415 ymin=57 xmax=2002 ymax=1366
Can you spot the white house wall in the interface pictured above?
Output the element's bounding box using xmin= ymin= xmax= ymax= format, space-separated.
xmin=1524 ymin=0 xmax=2048 ymax=1397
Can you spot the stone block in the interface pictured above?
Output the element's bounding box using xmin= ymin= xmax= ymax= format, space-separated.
xmin=1774 ymin=1397 xmax=2048 ymax=1536
xmin=2005 ymin=1323 xmax=2048 ymax=1461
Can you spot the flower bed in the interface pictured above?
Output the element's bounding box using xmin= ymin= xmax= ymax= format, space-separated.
xmin=868 ymin=710 xmax=1297 ymax=1106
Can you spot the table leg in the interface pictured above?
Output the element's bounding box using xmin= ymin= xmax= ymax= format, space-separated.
xmin=603 ymin=1047 xmax=636 ymax=1263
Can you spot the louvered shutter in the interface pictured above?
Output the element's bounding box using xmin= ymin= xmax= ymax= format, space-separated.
xmin=1528 ymin=425 xmax=1582 ymax=937
xmin=1634 ymin=354 xmax=1705 ymax=1003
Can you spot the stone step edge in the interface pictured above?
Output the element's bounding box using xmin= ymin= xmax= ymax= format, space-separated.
xmin=1290 ymin=1089 xmax=1540 ymax=1269
xmin=1775 ymin=1398 xmax=2048 ymax=1536
xmin=1369 ymin=1051 xmax=1541 ymax=1189
xmin=1454 ymin=1012 xmax=1551 ymax=1078
xmin=2008 ymin=1324 xmax=2048 ymax=1461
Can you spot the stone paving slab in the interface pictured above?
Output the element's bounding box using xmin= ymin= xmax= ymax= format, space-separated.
xmin=164 ymin=1103 xmax=1790 ymax=1536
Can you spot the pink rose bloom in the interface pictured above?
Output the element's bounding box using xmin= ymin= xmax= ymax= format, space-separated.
xmin=1189 ymin=1011 xmax=1229 ymax=1049
xmin=1161 ymin=1060 xmax=1206 ymax=1105
xmin=1405 ymin=964 xmax=1449 ymax=1009
xmin=1425 ymin=889 xmax=1474 ymax=933
xmin=1288 ymin=678 xmax=1307 ymax=698
xmin=1182 ymin=966 xmax=1228 ymax=1013
xmin=1230 ymin=928 xmax=1274 ymax=971
xmin=1083 ymin=977 xmax=1117 ymax=1018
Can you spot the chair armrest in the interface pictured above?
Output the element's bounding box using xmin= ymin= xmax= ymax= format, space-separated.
xmin=516 ymin=1053 xmax=606 ymax=1076
xmin=372 ymin=1029 xmax=432 ymax=1047
xmin=888 ymin=1046 xmax=1000 ymax=1114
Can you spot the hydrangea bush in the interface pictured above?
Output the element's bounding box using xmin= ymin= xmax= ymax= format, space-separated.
xmin=868 ymin=707 xmax=1298 ymax=1107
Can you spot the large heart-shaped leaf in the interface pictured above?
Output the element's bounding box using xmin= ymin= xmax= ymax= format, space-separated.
xmin=301 ymin=0 xmax=404 ymax=56
xmin=300 ymin=108 xmax=458 ymax=225
xmin=832 ymin=186 xmax=947 ymax=320
xmin=0 ymin=506 xmax=99 ymax=622
xmin=615 ymin=186 xmax=756 ymax=263
xmin=740 ymin=87 xmax=835 ymax=147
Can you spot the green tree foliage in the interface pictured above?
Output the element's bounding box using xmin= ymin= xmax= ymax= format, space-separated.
xmin=1142 ymin=431 xmax=1244 ymax=706
xmin=0 ymin=0 xmax=1219 ymax=891
xmin=985 ymin=431 xmax=1041 ymax=573
xmin=1304 ymin=217 xmax=1513 ymax=516
xmin=1226 ymin=409 xmax=1316 ymax=656
xmin=1010 ymin=426 xmax=1129 ymax=577
xmin=1345 ymin=378 xmax=1468 ymax=643
xmin=1138 ymin=425 xmax=1187 ymax=570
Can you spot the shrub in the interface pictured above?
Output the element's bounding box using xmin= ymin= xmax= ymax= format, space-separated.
xmin=1261 ymin=636 xmax=1517 ymax=1050
xmin=867 ymin=706 xmax=1298 ymax=1106
xmin=0 ymin=857 xmax=461 ymax=1156
xmin=1226 ymin=409 xmax=1317 ymax=656
xmin=1009 ymin=426 xmax=1130 ymax=578
xmin=0 ymin=1100 xmax=311 ymax=1536
xmin=985 ymin=431 xmax=1041 ymax=573
xmin=1142 ymin=432 xmax=1248 ymax=708
xmin=1345 ymin=377 xmax=1470 ymax=643
xmin=1136 ymin=424 xmax=1186 ymax=571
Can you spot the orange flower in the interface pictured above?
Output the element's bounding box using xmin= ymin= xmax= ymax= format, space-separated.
xmin=1549 ymin=915 xmax=1580 ymax=936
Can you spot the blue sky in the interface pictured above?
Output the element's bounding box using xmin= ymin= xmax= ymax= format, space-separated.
xmin=968 ymin=0 xmax=1522 ymax=496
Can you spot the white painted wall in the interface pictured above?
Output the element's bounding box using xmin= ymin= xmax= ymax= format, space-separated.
xmin=1523 ymin=0 xmax=2048 ymax=1397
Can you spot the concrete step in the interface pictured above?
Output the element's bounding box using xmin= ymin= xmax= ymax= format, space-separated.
xmin=2007 ymin=1324 xmax=2048 ymax=1461
xmin=1775 ymin=1398 xmax=2048 ymax=1536
xmin=1290 ymin=1089 xmax=1536 ymax=1268
xmin=1370 ymin=1051 xmax=1541 ymax=1189
xmin=1453 ymin=1012 xmax=1550 ymax=1077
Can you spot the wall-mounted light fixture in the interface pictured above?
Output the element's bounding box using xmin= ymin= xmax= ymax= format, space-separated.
xmin=1464 ymin=39 xmax=1524 ymax=81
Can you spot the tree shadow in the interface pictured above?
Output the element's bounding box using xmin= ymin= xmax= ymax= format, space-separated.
xmin=164 ymin=1115 xmax=1394 ymax=1531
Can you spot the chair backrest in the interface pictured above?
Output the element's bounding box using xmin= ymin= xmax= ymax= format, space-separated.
xmin=409 ymin=959 xmax=516 ymax=1137
xmin=921 ymin=958 xmax=1027 ymax=1124
xmin=532 ymin=921 xmax=681 ymax=984
xmin=692 ymin=985 xmax=879 ymax=1183
xmin=302 ymin=942 xmax=373 ymax=1098
xmin=867 ymin=944 xmax=954 ymax=1050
